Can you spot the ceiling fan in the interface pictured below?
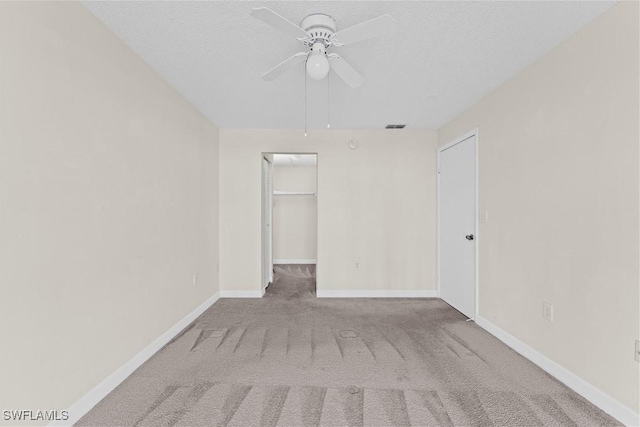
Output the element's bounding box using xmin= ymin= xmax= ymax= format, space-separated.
xmin=251 ymin=8 xmax=397 ymax=88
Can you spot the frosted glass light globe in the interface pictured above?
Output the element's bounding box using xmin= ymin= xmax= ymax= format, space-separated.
xmin=306 ymin=52 xmax=330 ymax=80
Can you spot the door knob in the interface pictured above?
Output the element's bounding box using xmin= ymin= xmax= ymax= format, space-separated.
xmin=465 ymin=234 xmax=474 ymax=240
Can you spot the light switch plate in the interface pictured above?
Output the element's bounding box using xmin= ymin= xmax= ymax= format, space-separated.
xmin=480 ymin=210 xmax=489 ymax=223
xmin=635 ymin=340 xmax=640 ymax=363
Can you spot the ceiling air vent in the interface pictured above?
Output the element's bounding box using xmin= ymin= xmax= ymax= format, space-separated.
xmin=385 ymin=124 xmax=406 ymax=129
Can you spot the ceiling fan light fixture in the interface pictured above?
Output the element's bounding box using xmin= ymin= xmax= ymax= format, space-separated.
xmin=252 ymin=8 xmax=397 ymax=88
xmin=306 ymin=42 xmax=330 ymax=80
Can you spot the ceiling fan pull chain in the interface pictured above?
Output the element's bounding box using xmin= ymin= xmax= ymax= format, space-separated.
xmin=327 ymin=70 xmax=331 ymax=129
xmin=304 ymin=64 xmax=308 ymax=137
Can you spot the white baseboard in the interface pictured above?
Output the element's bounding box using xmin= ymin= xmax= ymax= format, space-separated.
xmin=273 ymin=259 xmax=317 ymax=264
xmin=220 ymin=290 xmax=263 ymax=298
xmin=51 ymin=292 xmax=220 ymax=427
xmin=476 ymin=315 xmax=639 ymax=426
xmin=317 ymin=290 xmax=437 ymax=298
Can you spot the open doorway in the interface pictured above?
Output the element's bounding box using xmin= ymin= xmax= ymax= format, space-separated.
xmin=262 ymin=153 xmax=318 ymax=298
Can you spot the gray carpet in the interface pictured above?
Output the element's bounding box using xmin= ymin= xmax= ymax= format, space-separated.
xmin=78 ymin=268 xmax=619 ymax=426
xmin=265 ymin=264 xmax=316 ymax=299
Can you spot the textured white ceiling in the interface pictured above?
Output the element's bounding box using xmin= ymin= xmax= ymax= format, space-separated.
xmin=83 ymin=1 xmax=615 ymax=130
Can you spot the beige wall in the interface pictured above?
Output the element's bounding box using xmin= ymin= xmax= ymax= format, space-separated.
xmin=220 ymin=129 xmax=437 ymax=294
xmin=439 ymin=1 xmax=639 ymax=413
xmin=273 ymin=165 xmax=317 ymax=261
xmin=0 ymin=1 xmax=219 ymax=417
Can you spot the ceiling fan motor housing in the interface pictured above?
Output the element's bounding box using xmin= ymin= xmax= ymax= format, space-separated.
xmin=300 ymin=14 xmax=337 ymax=47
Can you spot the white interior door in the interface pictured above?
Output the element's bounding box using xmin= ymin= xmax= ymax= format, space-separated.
xmin=262 ymin=157 xmax=273 ymax=293
xmin=439 ymin=135 xmax=476 ymax=318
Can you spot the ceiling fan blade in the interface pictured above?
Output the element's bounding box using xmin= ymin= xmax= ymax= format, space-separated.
xmin=333 ymin=14 xmax=397 ymax=45
xmin=328 ymin=54 xmax=364 ymax=88
xmin=261 ymin=52 xmax=309 ymax=81
xmin=251 ymin=7 xmax=308 ymax=39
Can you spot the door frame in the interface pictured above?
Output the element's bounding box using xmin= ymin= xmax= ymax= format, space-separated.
xmin=436 ymin=128 xmax=479 ymax=319
xmin=261 ymin=155 xmax=273 ymax=296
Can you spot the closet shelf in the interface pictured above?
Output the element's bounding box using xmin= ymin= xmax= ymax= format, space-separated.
xmin=273 ymin=191 xmax=316 ymax=196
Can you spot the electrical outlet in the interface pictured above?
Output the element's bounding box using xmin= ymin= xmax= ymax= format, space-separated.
xmin=355 ymin=262 xmax=360 ymax=269
xmin=542 ymin=301 xmax=553 ymax=322
xmin=635 ymin=340 xmax=640 ymax=363
xmin=192 ymin=274 xmax=198 ymax=286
